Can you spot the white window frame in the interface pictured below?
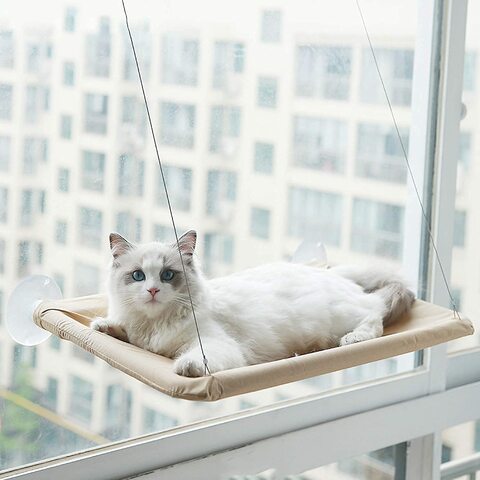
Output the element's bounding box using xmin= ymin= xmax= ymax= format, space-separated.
xmin=3 ymin=1 xmax=478 ymax=480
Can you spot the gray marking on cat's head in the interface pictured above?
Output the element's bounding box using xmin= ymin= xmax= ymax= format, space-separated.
xmin=107 ymin=230 xmax=203 ymax=320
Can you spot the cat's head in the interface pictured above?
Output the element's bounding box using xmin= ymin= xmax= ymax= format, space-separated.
xmin=107 ymin=230 xmax=200 ymax=317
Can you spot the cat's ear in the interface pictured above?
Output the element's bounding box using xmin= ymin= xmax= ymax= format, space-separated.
xmin=109 ymin=233 xmax=133 ymax=259
xmin=176 ymin=230 xmax=197 ymax=257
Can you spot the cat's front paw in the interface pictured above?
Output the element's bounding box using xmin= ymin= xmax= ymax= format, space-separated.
xmin=91 ymin=317 xmax=128 ymax=342
xmin=340 ymin=331 xmax=370 ymax=346
xmin=174 ymin=355 xmax=206 ymax=377
xmin=91 ymin=317 xmax=110 ymax=333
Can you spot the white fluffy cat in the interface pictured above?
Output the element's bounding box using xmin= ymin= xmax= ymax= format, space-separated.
xmin=91 ymin=231 xmax=415 ymax=377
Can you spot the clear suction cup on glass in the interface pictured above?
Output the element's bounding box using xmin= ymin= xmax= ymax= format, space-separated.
xmin=292 ymin=240 xmax=328 ymax=266
xmin=6 ymin=275 xmax=62 ymax=346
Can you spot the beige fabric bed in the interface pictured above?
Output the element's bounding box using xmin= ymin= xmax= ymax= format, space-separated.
xmin=33 ymin=295 xmax=474 ymax=401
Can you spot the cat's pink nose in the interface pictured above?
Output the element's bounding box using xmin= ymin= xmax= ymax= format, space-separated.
xmin=147 ymin=287 xmax=159 ymax=297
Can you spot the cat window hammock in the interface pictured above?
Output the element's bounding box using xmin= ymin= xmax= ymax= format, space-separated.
xmin=32 ymin=291 xmax=473 ymax=402
xmin=5 ymin=0 xmax=475 ymax=401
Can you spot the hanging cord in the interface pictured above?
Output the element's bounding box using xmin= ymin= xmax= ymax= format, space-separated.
xmin=354 ymin=0 xmax=461 ymax=320
xmin=121 ymin=0 xmax=210 ymax=374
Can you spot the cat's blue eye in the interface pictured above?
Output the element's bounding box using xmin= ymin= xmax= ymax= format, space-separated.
xmin=161 ymin=269 xmax=175 ymax=282
xmin=132 ymin=270 xmax=145 ymax=282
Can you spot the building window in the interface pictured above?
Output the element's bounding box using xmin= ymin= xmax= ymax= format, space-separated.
xmin=293 ymin=116 xmax=347 ymax=173
xmin=60 ymin=114 xmax=73 ymax=139
xmin=25 ymin=85 xmax=50 ymax=123
xmin=254 ymin=142 xmax=274 ymax=174
xmin=0 ymin=136 xmax=10 ymax=171
xmin=45 ymin=377 xmax=59 ymax=411
xmin=23 ymin=137 xmax=48 ymax=174
xmin=17 ymin=240 xmax=31 ymax=277
xmin=20 ymin=189 xmax=33 ymax=226
xmin=55 ymin=220 xmax=67 ymax=244
xmin=156 ymin=166 xmax=192 ymax=212
xmin=204 ymin=233 xmax=234 ymax=266
xmin=63 ymin=61 xmax=75 ymax=86
xmin=261 ymin=10 xmax=282 ymax=43
xmin=209 ymin=106 xmax=241 ymax=153
xmin=463 ymin=51 xmax=476 ymax=92
xmin=296 ymin=45 xmax=352 ymax=100
xmin=142 ymin=407 xmax=177 ymax=434
xmin=120 ymin=96 xmax=147 ymax=139
xmin=351 ymin=198 xmax=404 ymax=260
xmin=257 ymin=77 xmax=278 ymax=108
xmin=85 ymin=18 xmax=111 ymax=77
xmin=0 ymin=31 xmax=14 ymax=68
xmin=68 ymin=375 xmax=94 ymax=424
xmin=442 ymin=444 xmax=453 ymax=464
xmin=361 ymin=48 xmax=414 ymax=106
xmin=356 ymin=123 xmax=409 ymax=183
xmin=250 ymin=207 xmax=271 ymax=239
xmin=78 ymin=207 xmax=102 ymax=248
xmin=74 ymin=261 xmax=100 ymax=296
xmin=123 ymin=26 xmax=151 ymax=81
xmin=206 ymin=170 xmax=237 ymax=218
xmin=213 ymin=41 xmax=245 ymax=90
xmin=64 ymin=7 xmax=77 ymax=32
xmin=84 ymin=93 xmax=108 ymax=134
xmin=288 ymin=187 xmax=343 ymax=246
xmin=105 ymin=385 xmax=132 ymax=439
xmin=26 ymin=41 xmax=52 ymax=74
xmin=0 ymin=187 xmax=8 ymax=223
xmin=118 ymin=154 xmax=144 ymax=197
xmin=58 ymin=168 xmax=70 ymax=192
xmin=160 ymin=102 xmax=195 ymax=148
xmin=0 ymin=84 xmax=13 ymax=120
xmin=81 ymin=151 xmax=105 ymax=192
xmin=453 ymin=210 xmax=466 ymax=247
xmin=161 ymin=34 xmax=199 ymax=86
xmin=116 ymin=212 xmax=142 ymax=243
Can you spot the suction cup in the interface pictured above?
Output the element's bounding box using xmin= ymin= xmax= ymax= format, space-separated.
xmin=6 ymin=275 xmax=62 ymax=346
xmin=292 ymin=240 xmax=328 ymax=266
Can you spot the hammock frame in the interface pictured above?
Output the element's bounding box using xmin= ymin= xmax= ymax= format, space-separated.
xmin=34 ymin=295 xmax=473 ymax=401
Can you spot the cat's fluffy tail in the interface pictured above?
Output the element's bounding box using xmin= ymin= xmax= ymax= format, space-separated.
xmin=331 ymin=265 xmax=415 ymax=326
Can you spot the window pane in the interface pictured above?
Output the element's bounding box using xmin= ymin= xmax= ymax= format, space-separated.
xmin=0 ymin=0 xmax=421 ymax=470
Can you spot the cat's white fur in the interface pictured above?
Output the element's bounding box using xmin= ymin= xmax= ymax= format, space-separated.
xmin=91 ymin=231 xmax=415 ymax=377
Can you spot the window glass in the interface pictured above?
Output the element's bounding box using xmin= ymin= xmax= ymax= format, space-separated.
xmin=160 ymin=102 xmax=195 ymax=148
xmin=254 ymin=142 xmax=274 ymax=174
xmin=293 ymin=116 xmax=347 ymax=173
xmin=448 ymin=4 xmax=479 ymax=351
xmin=0 ymin=0 xmax=422 ymax=471
xmin=296 ymin=45 xmax=352 ymax=100
xmin=250 ymin=207 xmax=271 ymax=239
xmin=257 ymin=77 xmax=278 ymax=108
xmin=161 ymin=34 xmax=198 ymax=86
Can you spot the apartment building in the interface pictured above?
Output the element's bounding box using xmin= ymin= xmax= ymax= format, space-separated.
xmin=0 ymin=0 xmax=478 ymax=475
